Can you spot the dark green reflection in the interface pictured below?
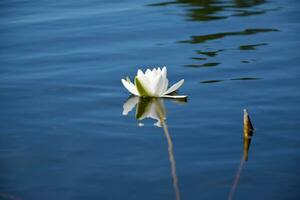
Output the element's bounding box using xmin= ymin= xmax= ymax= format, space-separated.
xmin=185 ymin=62 xmax=220 ymax=67
xmin=234 ymin=0 xmax=265 ymax=8
xmin=148 ymin=0 xmax=267 ymax=21
xmin=196 ymin=49 xmax=224 ymax=57
xmin=231 ymin=77 xmax=261 ymax=80
xmin=241 ymin=60 xmax=250 ymax=63
xmin=182 ymin=29 xmax=276 ymax=67
xmin=149 ymin=0 xmax=278 ymax=67
xmin=200 ymin=77 xmax=261 ymax=83
xmin=179 ymin=29 xmax=278 ymax=44
xmin=233 ymin=9 xmax=265 ymax=17
xmin=190 ymin=57 xmax=207 ymax=61
xmin=239 ymin=43 xmax=268 ymax=50
xmin=200 ymin=79 xmax=224 ymax=84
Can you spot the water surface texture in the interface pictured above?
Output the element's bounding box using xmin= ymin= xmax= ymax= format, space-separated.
xmin=1 ymin=0 xmax=300 ymax=199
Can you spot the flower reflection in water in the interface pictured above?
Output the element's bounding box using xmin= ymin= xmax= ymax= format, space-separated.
xmin=123 ymin=96 xmax=185 ymax=200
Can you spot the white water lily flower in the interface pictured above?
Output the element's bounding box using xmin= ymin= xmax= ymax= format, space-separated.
xmin=121 ymin=67 xmax=187 ymax=98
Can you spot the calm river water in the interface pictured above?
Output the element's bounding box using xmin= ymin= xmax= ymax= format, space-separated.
xmin=0 ymin=0 xmax=299 ymax=199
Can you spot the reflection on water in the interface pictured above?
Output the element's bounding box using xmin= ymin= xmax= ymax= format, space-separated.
xmin=231 ymin=77 xmax=261 ymax=81
xmin=180 ymin=28 xmax=277 ymax=67
xmin=179 ymin=29 xmax=278 ymax=44
xmin=150 ymin=0 xmax=278 ymax=68
xmin=189 ymin=42 xmax=268 ymax=62
xmin=123 ymin=96 xmax=166 ymax=127
xmin=149 ymin=0 xmax=267 ymax=21
xmin=123 ymin=97 xmax=186 ymax=200
xmin=239 ymin=43 xmax=268 ymax=50
xmin=200 ymin=79 xmax=224 ymax=84
xmin=228 ymin=109 xmax=255 ymax=200
xmin=196 ymin=49 xmax=224 ymax=57
xmin=185 ymin=62 xmax=220 ymax=68
xmin=200 ymin=77 xmax=261 ymax=83
xmin=0 ymin=0 xmax=299 ymax=198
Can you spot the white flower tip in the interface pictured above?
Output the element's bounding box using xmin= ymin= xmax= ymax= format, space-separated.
xmin=137 ymin=69 xmax=144 ymax=77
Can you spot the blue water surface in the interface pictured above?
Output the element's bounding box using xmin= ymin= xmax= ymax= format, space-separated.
xmin=0 ymin=0 xmax=300 ymax=199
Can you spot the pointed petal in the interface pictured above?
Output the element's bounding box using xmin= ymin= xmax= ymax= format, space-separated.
xmin=161 ymin=67 xmax=167 ymax=78
xmin=136 ymin=70 xmax=153 ymax=94
xmin=145 ymin=69 xmax=151 ymax=76
xmin=149 ymin=68 xmax=155 ymax=80
xmin=154 ymin=68 xmax=159 ymax=76
xmin=163 ymin=79 xmax=185 ymax=95
xmin=134 ymin=77 xmax=152 ymax=97
xmin=162 ymin=78 xmax=169 ymax=94
xmin=144 ymin=70 xmax=150 ymax=81
xmin=122 ymin=96 xmax=139 ymax=115
xmin=137 ymin=69 xmax=145 ymax=79
xmin=121 ymin=79 xmax=139 ymax=96
xmin=152 ymin=74 xmax=164 ymax=96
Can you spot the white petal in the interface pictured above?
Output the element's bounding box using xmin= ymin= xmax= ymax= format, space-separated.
xmin=161 ymin=67 xmax=167 ymax=78
xmin=162 ymin=78 xmax=169 ymax=94
xmin=122 ymin=96 xmax=139 ymax=115
xmin=145 ymin=69 xmax=152 ymax=80
xmin=136 ymin=70 xmax=154 ymax=95
xmin=152 ymin=68 xmax=157 ymax=76
xmin=162 ymin=94 xmax=187 ymax=99
xmin=152 ymin=74 xmax=164 ymax=96
xmin=137 ymin=69 xmax=145 ymax=78
xmin=163 ymin=79 xmax=184 ymax=95
xmin=149 ymin=68 xmax=155 ymax=80
xmin=160 ymin=67 xmax=168 ymax=93
xmin=121 ymin=79 xmax=139 ymax=96
xmin=154 ymin=68 xmax=159 ymax=76
xmin=145 ymin=69 xmax=151 ymax=76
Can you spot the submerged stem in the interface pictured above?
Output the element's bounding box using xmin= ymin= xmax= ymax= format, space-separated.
xmin=162 ymin=122 xmax=181 ymax=200
xmin=156 ymin=101 xmax=181 ymax=200
xmin=228 ymin=157 xmax=245 ymax=200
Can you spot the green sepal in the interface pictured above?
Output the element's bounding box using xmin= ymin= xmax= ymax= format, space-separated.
xmin=134 ymin=76 xmax=151 ymax=97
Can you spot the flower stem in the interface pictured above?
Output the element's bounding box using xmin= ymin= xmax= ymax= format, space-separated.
xmin=162 ymin=122 xmax=181 ymax=200
xmin=155 ymin=101 xmax=181 ymax=200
